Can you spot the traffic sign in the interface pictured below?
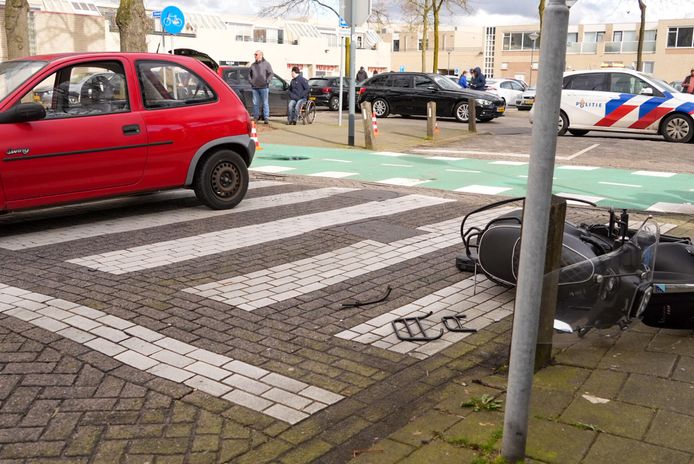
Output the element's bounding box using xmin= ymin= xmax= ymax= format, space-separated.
xmin=152 ymin=10 xmax=162 ymax=18
xmin=339 ymin=16 xmax=349 ymax=28
xmin=399 ymin=65 xmax=405 ymax=72
xmin=340 ymin=0 xmax=371 ymax=27
xmin=161 ymin=6 xmax=185 ymax=35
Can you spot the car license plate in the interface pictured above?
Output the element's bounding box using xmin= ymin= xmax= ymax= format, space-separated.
xmin=523 ymin=99 xmax=533 ymax=105
xmin=308 ymin=96 xmax=316 ymax=100
xmin=498 ymin=106 xmax=505 ymax=113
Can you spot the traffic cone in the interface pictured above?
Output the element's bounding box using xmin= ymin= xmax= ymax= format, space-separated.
xmin=434 ymin=121 xmax=440 ymax=135
xmin=251 ymin=121 xmax=263 ymax=151
xmin=372 ymin=112 xmax=379 ymax=137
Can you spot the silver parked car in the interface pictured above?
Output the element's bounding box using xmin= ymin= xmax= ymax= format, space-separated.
xmin=516 ymin=86 xmax=536 ymax=111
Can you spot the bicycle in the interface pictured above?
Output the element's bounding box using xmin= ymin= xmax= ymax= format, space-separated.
xmin=298 ymin=99 xmax=316 ymax=125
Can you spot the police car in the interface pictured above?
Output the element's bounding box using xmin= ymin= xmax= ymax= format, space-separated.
xmin=531 ymin=69 xmax=694 ymax=143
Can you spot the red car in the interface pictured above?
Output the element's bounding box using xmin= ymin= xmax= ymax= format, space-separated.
xmin=0 ymin=51 xmax=255 ymax=212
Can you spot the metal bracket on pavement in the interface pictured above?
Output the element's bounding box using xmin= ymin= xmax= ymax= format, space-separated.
xmin=342 ymin=285 xmax=392 ymax=308
xmin=391 ymin=311 xmax=444 ymax=341
xmin=442 ymin=314 xmax=478 ymax=333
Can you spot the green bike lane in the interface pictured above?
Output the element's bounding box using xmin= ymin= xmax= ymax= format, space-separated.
xmin=251 ymin=144 xmax=694 ymax=212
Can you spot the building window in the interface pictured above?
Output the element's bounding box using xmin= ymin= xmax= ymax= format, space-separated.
xmin=567 ymin=32 xmax=578 ymax=43
xmin=393 ymin=39 xmax=400 ymax=52
xmin=642 ymin=61 xmax=655 ymax=73
xmin=418 ymin=39 xmax=422 ymax=51
xmin=584 ymin=31 xmax=605 ymax=42
xmin=502 ymin=32 xmax=540 ymax=51
xmin=667 ymin=27 xmax=694 ymax=48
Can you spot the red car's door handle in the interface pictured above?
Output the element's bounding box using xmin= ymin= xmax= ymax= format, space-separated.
xmin=122 ymin=124 xmax=141 ymax=136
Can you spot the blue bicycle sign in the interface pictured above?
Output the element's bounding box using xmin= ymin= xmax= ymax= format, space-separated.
xmin=161 ymin=6 xmax=185 ymax=34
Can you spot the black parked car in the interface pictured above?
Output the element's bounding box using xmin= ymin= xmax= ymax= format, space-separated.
xmin=308 ymin=77 xmax=362 ymax=110
xmin=357 ymin=72 xmax=505 ymax=122
xmin=219 ymin=66 xmax=290 ymax=116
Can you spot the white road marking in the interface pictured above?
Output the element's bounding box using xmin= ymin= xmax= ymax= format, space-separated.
xmin=426 ymin=156 xmax=467 ymax=161
xmin=0 ymin=186 xmax=354 ymax=251
xmin=67 ymin=195 xmax=453 ymax=274
xmin=632 ymin=171 xmax=676 ymax=178
xmin=647 ymin=203 xmax=694 ymax=214
xmin=373 ymin=151 xmax=406 ymax=157
xmin=0 ymin=284 xmax=342 ymax=424
xmin=490 ymin=161 xmax=527 ymax=166
xmin=598 ymin=181 xmax=642 ymax=188
xmin=250 ymin=166 xmax=295 ymax=173
xmin=565 ymin=143 xmax=600 ymax=160
xmin=323 ymin=158 xmax=352 ymax=163
xmin=455 ymin=185 xmax=512 ymax=195
xmin=308 ymin=172 xmax=357 ymax=178
xmin=381 ymin=164 xmax=413 ymax=168
xmin=446 ymin=169 xmax=481 ymax=174
xmin=556 ymin=193 xmax=605 ymax=204
xmin=377 ymin=178 xmax=431 ymax=187
xmin=335 ymin=275 xmax=514 ymax=359
xmin=184 ymin=209 xmax=512 ymax=311
xmin=556 ymin=165 xmax=600 ymax=171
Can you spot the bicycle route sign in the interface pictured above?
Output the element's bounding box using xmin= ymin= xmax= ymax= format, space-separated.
xmin=161 ymin=5 xmax=185 ymax=35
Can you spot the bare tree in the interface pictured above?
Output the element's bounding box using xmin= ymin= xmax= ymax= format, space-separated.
xmin=636 ymin=0 xmax=646 ymax=71
xmin=538 ymin=0 xmax=545 ymax=34
xmin=4 ymin=0 xmax=30 ymax=59
xmin=430 ymin=0 xmax=467 ymax=73
xmin=402 ymin=0 xmax=432 ymax=71
xmin=116 ymin=0 xmax=147 ymax=52
xmin=260 ymin=0 xmax=386 ymax=24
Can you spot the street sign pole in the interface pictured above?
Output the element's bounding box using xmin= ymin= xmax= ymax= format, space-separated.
xmin=347 ymin=0 xmax=356 ymax=146
xmin=500 ymin=0 xmax=570 ymax=461
xmin=338 ymin=31 xmax=345 ymax=127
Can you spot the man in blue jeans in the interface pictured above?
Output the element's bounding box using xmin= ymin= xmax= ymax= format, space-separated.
xmin=249 ymin=50 xmax=273 ymax=124
xmin=287 ymin=66 xmax=309 ymax=125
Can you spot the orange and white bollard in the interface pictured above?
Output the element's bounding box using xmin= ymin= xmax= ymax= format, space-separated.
xmin=371 ymin=112 xmax=379 ymax=137
xmin=251 ymin=121 xmax=263 ymax=151
xmin=434 ymin=121 xmax=440 ymax=135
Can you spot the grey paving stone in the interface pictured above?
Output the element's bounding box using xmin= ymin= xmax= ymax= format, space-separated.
xmin=222 ymin=389 xmax=273 ymax=413
xmin=184 ymin=375 xmax=232 ymax=397
xmin=186 ymin=362 xmax=230 ymax=381
xmin=188 ymin=348 xmax=230 ymax=367
xmin=148 ymin=364 xmax=195 ymax=383
xmin=155 ymin=338 xmax=197 ymax=354
xmin=222 ymin=374 xmax=272 ymax=395
xmin=84 ymin=338 xmax=127 ymax=357
xmin=150 ymin=350 xmax=195 ymax=368
xmin=262 ymin=373 xmax=309 ymax=393
xmin=223 ymin=360 xmax=270 ymax=380
xmin=263 ymin=403 xmax=308 ymax=425
xmin=114 ymin=350 xmax=159 ymax=371
xmin=299 ymin=385 xmax=343 ymax=405
xmin=124 ymin=325 xmax=165 ymax=342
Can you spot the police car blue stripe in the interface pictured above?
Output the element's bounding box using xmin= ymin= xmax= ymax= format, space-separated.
xmin=675 ymin=102 xmax=694 ymax=113
xmin=605 ymin=94 xmax=633 ymax=116
xmin=638 ymin=96 xmax=670 ymax=120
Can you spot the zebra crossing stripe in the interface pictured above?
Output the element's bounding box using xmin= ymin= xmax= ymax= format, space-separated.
xmin=183 ymin=208 xmax=513 ymax=311
xmin=0 ymin=284 xmax=342 ymax=425
xmin=0 ymin=180 xmax=306 ymax=250
xmin=67 ymin=195 xmax=453 ymax=274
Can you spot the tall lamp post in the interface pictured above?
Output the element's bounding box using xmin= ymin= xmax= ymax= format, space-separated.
xmin=529 ymin=31 xmax=539 ymax=85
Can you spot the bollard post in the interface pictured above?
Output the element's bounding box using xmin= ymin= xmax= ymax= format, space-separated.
xmin=467 ymin=98 xmax=477 ymax=133
xmin=501 ymin=0 xmax=570 ymax=461
xmin=534 ymin=195 xmax=566 ymax=372
xmin=361 ymin=101 xmax=375 ymax=150
xmin=426 ymin=101 xmax=437 ymax=140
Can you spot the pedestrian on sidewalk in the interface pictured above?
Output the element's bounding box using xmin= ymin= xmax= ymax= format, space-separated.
xmin=682 ymin=67 xmax=694 ymax=94
xmin=287 ymin=66 xmax=309 ymax=125
xmin=249 ymin=50 xmax=273 ymax=124
xmin=356 ymin=66 xmax=368 ymax=82
xmin=458 ymin=69 xmax=469 ymax=88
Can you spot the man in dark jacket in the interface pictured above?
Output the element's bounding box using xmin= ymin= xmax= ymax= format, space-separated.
xmin=249 ymin=50 xmax=273 ymax=124
xmin=469 ymin=66 xmax=486 ymax=90
xmin=287 ymin=66 xmax=309 ymax=125
xmin=356 ymin=66 xmax=368 ymax=82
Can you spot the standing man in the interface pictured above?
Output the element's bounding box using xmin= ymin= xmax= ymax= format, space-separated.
xmin=469 ymin=67 xmax=487 ymax=90
xmin=249 ymin=50 xmax=273 ymax=124
xmin=287 ymin=66 xmax=309 ymax=125
xmin=356 ymin=66 xmax=368 ymax=82
xmin=458 ymin=69 xmax=469 ymax=88
xmin=682 ymin=68 xmax=694 ymax=94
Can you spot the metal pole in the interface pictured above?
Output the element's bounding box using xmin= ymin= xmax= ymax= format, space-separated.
xmin=347 ymin=0 xmax=356 ymax=146
xmin=339 ymin=33 xmax=345 ymax=126
xmin=529 ymin=45 xmax=534 ymax=86
xmin=500 ymin=0 xmax=570 ymax=462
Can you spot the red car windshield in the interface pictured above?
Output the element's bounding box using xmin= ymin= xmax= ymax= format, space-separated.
xmin=0 ymin=60 xmax=48 ymax=103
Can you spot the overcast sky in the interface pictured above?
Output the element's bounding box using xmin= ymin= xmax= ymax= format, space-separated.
xmin=135 ymin=0 xmax=694 ymax=26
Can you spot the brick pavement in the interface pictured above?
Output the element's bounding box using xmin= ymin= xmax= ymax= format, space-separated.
xmin=0 ymin=176 xmax=692 ymax=463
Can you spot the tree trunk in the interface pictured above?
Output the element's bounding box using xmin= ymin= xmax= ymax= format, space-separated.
xmin=636 ymin=0 xmax=646 ymax=71
xmin=116 ymin=0 xmax=148 ymax=52
xmin=4 ymin=0 xmax=30 ymax=59
xmin=421 ymin=0 xmax=429 ymax=72
xmin=538 ymin=0 xmax=545 ymax=34
xmin=432 ymin=0 xmax=442 ymax=73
